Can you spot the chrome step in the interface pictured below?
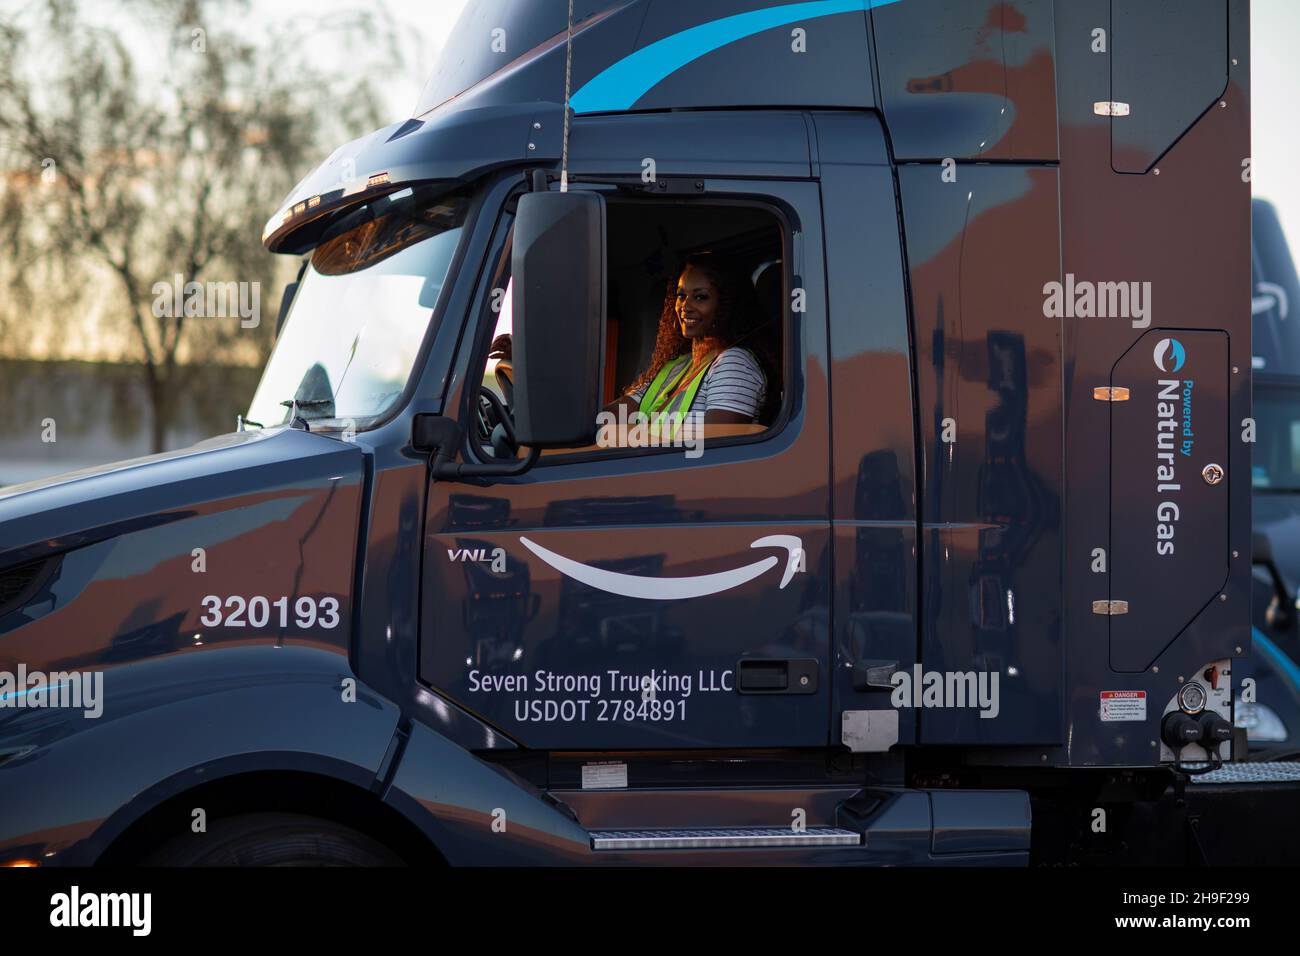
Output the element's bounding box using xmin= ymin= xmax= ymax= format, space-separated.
xmin=590 ymin=826 xmax=862 ymax=851
xmin=1187 ymin=760 xmax=1300 ymax=784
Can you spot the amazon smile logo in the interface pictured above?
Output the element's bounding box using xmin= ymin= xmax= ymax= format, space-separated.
xmin=1252 ymin=280 xmax=1289 ymax=320
xmin=519 ymin=535 xmax=806 ymax=599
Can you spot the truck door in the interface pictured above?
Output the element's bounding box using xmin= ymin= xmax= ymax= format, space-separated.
xmin=418 ymin=177 xmax=833 ymax=750
xmin=815 ymin=112 xmax=921 ymax=750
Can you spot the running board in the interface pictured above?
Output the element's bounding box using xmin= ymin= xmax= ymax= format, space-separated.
xmin=1187 ymin=760 xmax=1300 ymax=784
xmin=590 ymin=827 xmax=862 ymax=851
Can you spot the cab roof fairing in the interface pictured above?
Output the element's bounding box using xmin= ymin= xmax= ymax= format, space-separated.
xmin=263 ymin=0 xmax=911 ymax=253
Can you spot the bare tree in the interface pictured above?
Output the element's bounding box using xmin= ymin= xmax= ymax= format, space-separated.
xmin=0 ymin=0 xmax=401 ymax=450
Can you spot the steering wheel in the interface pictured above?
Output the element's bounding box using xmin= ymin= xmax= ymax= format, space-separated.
xmin=476 ymin=386 xmax=518 ymax=457
xmin=494 ymin=361 xmax=515 ymax=410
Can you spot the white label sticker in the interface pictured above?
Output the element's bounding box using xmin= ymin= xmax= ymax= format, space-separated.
xmin=581 ymin=761 xmax=628 ymax=790
xmin=1100 ymin=690 xmax=1147 ymax=722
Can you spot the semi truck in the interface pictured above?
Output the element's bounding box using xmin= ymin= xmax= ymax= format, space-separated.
xmin=0 ymin=0 xmax=1286 ymax=866
xmin=1238 ymin=198 xmax=1300 ymax=758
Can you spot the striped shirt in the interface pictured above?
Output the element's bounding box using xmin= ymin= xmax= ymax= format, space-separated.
xmin=629 ymin=347 xmax=767 ymax=422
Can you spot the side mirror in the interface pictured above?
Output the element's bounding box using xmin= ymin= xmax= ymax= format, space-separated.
xmin=511 ymin=190 xmax=606 ymax=447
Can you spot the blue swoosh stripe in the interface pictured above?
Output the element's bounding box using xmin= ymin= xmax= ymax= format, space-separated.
xmin=571 ymin=0 xmax=904 ymax=114
xmin=1253 ymin=626 xmax=1300 ymax=692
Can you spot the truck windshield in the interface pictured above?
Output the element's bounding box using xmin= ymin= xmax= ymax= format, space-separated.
xmin=246 ymin=185 xmax=472 ymax=428
xmin=1253 ymin=383 xmax=1300 ymax=492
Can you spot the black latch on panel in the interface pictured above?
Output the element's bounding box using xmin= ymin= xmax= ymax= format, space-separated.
xmin=643 ymin=178 xmax=706 ymax=195
xmin=736 ymin=658 xmax=819 ymax=695
xmin=851 ymin=660 xmax=900 ymax=692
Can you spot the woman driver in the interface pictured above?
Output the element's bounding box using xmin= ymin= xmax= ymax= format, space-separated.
xmin=607 ymin=254 xmax=769 ymax=433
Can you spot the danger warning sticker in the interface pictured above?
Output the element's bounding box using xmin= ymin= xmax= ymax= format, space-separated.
xmin=1100 ymin=690 xmax=1147 ymax=722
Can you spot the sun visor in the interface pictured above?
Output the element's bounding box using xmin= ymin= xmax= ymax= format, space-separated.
xmin=263 ymin=102 xmax=564 ymax=254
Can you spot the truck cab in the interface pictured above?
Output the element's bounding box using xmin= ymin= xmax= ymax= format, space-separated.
xmin=0 ymin=0 xmax=1265 ymax=866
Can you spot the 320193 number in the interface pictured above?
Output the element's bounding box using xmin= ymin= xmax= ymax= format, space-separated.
xmin=198 ymin=595 xmax=340 ymax=629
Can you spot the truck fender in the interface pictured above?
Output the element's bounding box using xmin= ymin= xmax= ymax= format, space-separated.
xmin=0 ymin=645 xmax=400 ymax=865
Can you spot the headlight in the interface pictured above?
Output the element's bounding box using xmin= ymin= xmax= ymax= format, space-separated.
xmin=1235 ymin=700 xmax=1289 ymax=743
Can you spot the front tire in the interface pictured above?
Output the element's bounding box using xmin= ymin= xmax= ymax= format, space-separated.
xmin=142 ymin=812 xmax=405 ymax=866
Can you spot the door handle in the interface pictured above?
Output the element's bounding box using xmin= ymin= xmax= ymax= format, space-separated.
xmin=736 ymin=658 xmax=819 ymax=694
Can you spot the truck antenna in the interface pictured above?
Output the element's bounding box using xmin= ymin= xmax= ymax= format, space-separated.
xmin=560 ymin=0 xmax=574 ymax=193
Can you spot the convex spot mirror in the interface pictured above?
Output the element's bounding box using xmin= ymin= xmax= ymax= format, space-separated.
xmin=511 ymin=190 xmax=606 ymax=448
xmin=275 ymin=258 xmax=308 ymax=338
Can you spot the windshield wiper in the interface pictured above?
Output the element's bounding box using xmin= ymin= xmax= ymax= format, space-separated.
xmin=280 ymin=398 xmax=333 ymax=431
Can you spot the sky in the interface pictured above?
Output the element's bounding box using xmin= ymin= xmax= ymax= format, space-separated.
xmin=251 ymin=0 xmax=471 ymax=121
xmin=1251 ymin=0 xmax=1300 ymax=249
xmin=0 ymin=0 xmax=469 ymax=120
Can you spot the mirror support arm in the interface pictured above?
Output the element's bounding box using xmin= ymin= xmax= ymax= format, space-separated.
xmin=413 ymin=413 xmax=539 ymax=481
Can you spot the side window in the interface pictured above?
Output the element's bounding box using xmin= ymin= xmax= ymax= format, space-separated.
xmin=471 ymin=196 xmax=788 ymax=461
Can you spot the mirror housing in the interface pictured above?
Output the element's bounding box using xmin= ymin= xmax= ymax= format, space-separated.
xmin=511 ymin=190 xmax=606 ymax=447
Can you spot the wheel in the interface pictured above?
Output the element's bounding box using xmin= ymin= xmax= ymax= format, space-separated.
xmin=141 ymin=812 xmax=405 ymax=867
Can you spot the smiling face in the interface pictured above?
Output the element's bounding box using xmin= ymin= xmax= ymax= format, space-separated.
xmin=675 ymin=265 xmax=721 ymax=339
